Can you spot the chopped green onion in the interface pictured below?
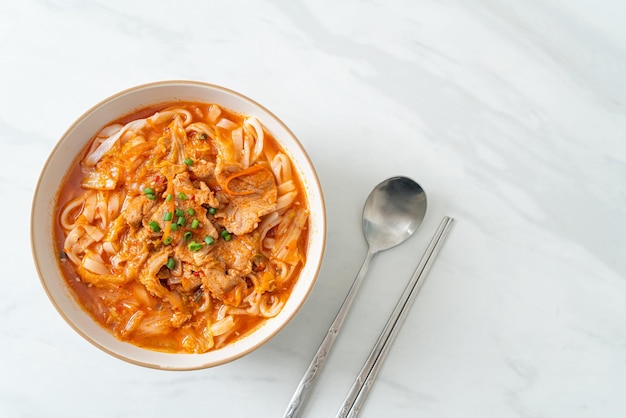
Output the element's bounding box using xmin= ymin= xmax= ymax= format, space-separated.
xmin=166 ymin=193 xmax=173 ymax=202
xmin=183 ymin=231 xmax=193 ymax=241
xmin=148 ymin=221 xmax=161 ymax=232
xmin=175 ymin=208 xmax=184 ymax=217
xmin=220 ymin=230 xmax=232 ymax=241
xmin=191 ymin=219 xmax=200 ymax=229
xmin=208 ymin=207 xmax=217 ymax=215
xmin=163 ymin=211 xmax=173 ymax=221
xmin=187 ymin=208 xmax=195 ymax=216
xmin=177 ymin=216 xmax=186 ymax=227
xmin=166 ymin=257 xmax=176 ymax=270
xmin=170 ymin=223 xmax=179 ymax=231
xmin=184 ymin=158 xmax=193 ymax=166
xmin=163 ymin=236 xmax=173 ymax=245
xmin=143 ymin=188 xmax=157 ymax=200
xmin=178 ymin=192 xmax=187 ymax=200
xmin=204 ymin=236 xmax=215 ymax=245
xmin=188 ymin=241 xmax=203 ymax=252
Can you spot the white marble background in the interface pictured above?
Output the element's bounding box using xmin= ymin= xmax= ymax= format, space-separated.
xmin=2 ymin=0 xmax=625 ymax=417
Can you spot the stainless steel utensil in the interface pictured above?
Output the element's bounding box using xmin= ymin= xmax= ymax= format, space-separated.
xmin=337 ymin=216 xmax=455 ymax=418
xmin=283 ymin=176 xmax=428 ymax=418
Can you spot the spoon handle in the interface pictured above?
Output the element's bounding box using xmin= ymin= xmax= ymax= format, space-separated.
xmin=283 ymin=249 xmax=375 ymax=418
xmin=336 ymin=216 xmax=455 ymax=418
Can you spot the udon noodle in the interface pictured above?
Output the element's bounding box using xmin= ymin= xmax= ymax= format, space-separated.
xmin=55 ymin=102 xmax=309 ymax=353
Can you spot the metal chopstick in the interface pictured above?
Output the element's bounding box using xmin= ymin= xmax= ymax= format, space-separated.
xmin=336 ymin=216 xmax=455 ymax=418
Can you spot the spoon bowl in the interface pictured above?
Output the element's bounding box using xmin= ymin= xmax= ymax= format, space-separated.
xmin=284 ymin=176 xmax=427 ymax=417
xmin=363 ymin=177 xmax=427 ymax=253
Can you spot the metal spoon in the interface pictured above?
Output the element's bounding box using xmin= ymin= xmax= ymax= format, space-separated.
xmin=283 ymin=176 xmax=427 ymax=418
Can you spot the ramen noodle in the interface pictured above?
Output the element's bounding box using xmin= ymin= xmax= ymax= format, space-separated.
xmin=55 ymin=102 xmax=309 ymax=353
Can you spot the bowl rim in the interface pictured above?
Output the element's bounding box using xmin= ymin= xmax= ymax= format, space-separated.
xmin=30 ymin=80 xmax=326 ymax=370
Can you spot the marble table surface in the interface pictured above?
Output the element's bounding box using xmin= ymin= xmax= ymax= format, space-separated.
xmin=2 ymin=1 xmax=625 ymax=417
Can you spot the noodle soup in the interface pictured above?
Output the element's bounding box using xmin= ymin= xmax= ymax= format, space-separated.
xmin=55 ymin=102 xmax=309 ymax=354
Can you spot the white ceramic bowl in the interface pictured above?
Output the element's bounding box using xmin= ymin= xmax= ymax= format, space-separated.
xmin=31 ymin=81 xmax=326 ymax=370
